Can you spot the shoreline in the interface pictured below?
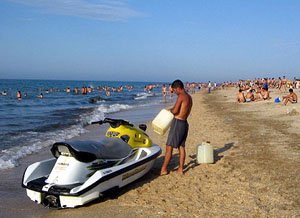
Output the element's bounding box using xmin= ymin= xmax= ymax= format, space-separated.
xmin=1 ymin=88 xmax=299 ymax=217
xmin=0 ymin=99 xmax=172 ymax=218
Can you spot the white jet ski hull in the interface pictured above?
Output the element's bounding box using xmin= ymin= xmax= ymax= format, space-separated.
xmin=23 ymin=144 xmax=161 ymax=208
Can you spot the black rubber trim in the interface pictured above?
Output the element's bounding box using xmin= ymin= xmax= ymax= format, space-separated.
xmin=26 ymin=177 xmax=47 ymax=192
xmin=48 ymin=183 xmax=83 ymax=195
xmin=21 ymin=166 xmax=29 ymax=188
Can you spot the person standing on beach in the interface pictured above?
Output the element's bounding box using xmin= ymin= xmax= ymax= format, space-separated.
xmin=207 ymin=81 xmax=212 ymax=93
xmin=160 ymin=79 xmax=193 ymax=175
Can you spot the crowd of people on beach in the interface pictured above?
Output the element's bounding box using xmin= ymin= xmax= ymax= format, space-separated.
xmin=235 ymin=77 xmax=298 ymax=105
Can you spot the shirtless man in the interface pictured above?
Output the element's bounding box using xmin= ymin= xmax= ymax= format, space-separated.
xmin=236 ymin=89 xmax=246 ymax=103
xmin=245 ymin=89 xmax=255 ymax=102
xmin=283 ymin=88 xmax=298 ymax=105
xmin=282 ymin=76 xmax=287 ymax=92
xmin=160 ymin=80 xmax=193 ymax=175
xmin=260 ymin=88 xmax=270 ymax=100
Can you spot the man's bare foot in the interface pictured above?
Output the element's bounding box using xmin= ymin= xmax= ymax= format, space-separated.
xmin=160 ymin=170 xmax=168 ymax=176
xmin=177 ymin=168 xmax=184 ymax=175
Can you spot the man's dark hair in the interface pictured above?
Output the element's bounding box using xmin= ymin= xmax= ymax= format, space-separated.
xmin=289 ymin=88 xmax=293 ymax=93
xmin=171 ymin=79 xmax=184 ymax=89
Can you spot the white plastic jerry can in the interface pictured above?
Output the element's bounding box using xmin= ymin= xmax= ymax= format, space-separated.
xmin=197 ymin=142 xmax=214 ymax=164
xmin=151 ymin=109 xmax=174 ymax=135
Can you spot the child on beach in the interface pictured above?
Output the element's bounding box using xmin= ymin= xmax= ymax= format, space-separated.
xmin=160 ymin=79 xmax=193 ymax=175
xmin=236 ymin=89 xmax=246 ymax=103
xmin=245 ymin=89 xmax=255 ymax=102
xmin=255 ymin=87 xmax=271 ymax=101
xmin=259 ymin=88 xmax=271 ymax=100
xmin=283 ymin=89 xmax=298 ymax=105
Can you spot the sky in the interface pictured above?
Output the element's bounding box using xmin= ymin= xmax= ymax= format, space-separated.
xmin=0 ymin=0 xmax=300 ymax=82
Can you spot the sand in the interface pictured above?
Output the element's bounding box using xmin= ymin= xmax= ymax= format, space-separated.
xmin=44 ymin=87 xmax=300 ymax=217
xmin=2 ymin=87 xmax=300 ymax=217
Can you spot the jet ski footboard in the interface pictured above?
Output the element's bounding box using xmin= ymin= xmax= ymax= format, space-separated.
xmin=27 ymin=177 xmax=47 ymax=192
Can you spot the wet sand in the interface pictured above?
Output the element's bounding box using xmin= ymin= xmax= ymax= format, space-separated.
xmin=2 ymin=88 xmax=300 ymax=217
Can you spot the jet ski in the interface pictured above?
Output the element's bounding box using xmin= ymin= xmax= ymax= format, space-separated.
xmin=22 ymin=118 xmax=161 ymax=208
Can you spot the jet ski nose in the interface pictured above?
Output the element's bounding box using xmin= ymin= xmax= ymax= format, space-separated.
xmin=42 ymin=195 xmax=60 ymax=208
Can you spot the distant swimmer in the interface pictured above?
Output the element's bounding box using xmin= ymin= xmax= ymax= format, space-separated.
xmin=168 ymin=84 xmax=173 ymax=98
xmin=81 ymin=86 xmax=86 ymax=95
xmin=1 ymin=90 xmax=7 ymax=96
xmin=17 ymin=90 xmax=22 ymax=100
xmin=146 ymin=84 xmax=153 ymax=94
xmin=38 ymin=93 xmax=43 ymax=99
xmin=162 ymin=84 xmax=167 ymax=102
xmin=162 ymin=84 xmax=167 ymax=96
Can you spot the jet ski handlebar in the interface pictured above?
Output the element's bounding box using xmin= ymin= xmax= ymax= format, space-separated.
xmin=91 ymin=118 xmax=133 ymax=128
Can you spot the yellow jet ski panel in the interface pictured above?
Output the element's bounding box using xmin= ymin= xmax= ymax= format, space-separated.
xmin=105 ymin=122 xmax=152 ymax=148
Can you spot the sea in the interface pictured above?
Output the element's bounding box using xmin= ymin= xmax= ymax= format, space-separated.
xmin=0 ymin=79 xmax=173 ymax=170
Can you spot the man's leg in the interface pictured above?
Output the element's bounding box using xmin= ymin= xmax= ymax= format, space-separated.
xmin=287 ymin=97 xmax=294 ymax=105
xmin=284 ymin=97 xmax=291 ymax=105
xmin=160 ymin=145 xmax=173 ymax=175
xmin=178 ymin=146 xmax=186 ymax=175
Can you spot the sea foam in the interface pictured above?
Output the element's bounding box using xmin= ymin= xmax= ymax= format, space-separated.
xmin=0 ymin=126 xmax=86 ymax=170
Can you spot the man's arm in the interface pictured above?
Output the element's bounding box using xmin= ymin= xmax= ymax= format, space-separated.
xmin=294 ymin=93 xmax=298 ymax=102
xmin=171 ymin=96 xmax=183 ymax=115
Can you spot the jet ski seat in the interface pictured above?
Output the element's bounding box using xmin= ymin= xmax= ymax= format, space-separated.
xmin=51 ymin=138 xmax=133 ymax=163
